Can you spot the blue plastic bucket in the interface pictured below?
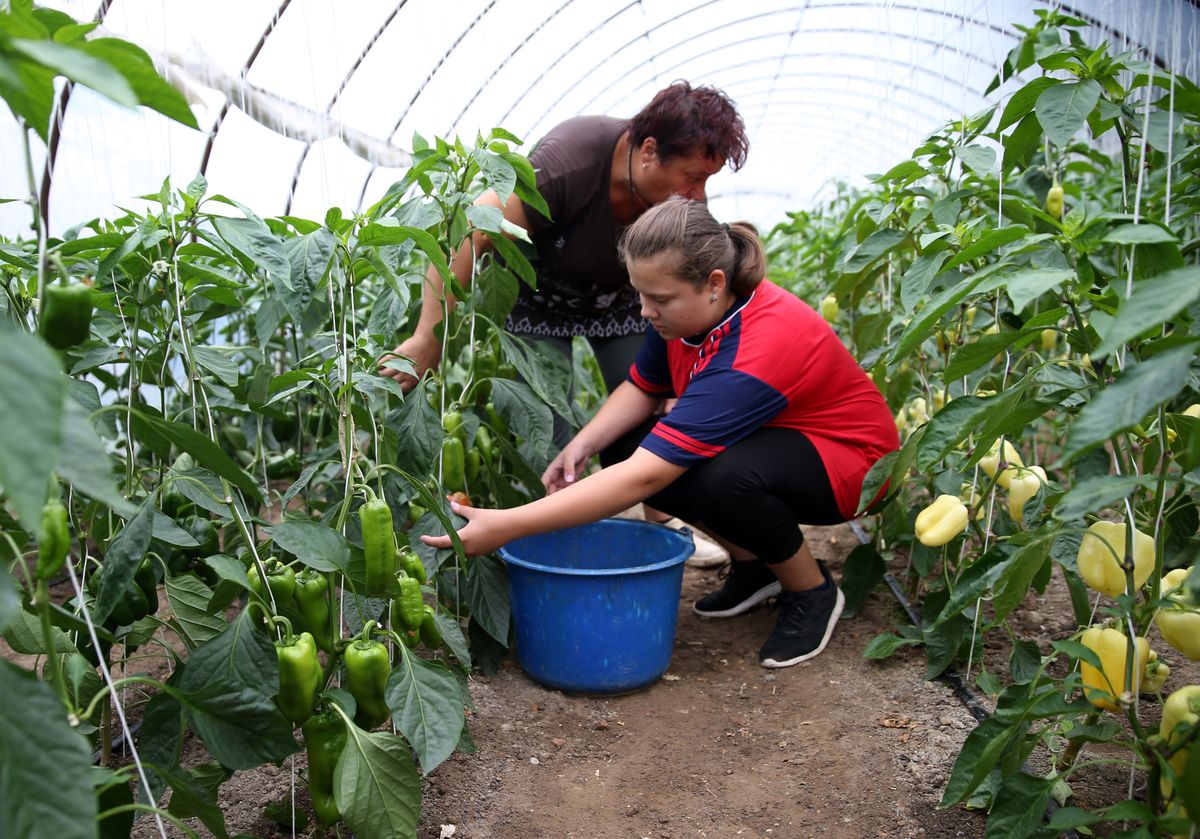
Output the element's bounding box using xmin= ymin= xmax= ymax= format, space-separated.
xmin=498 ymin=518 xmax=695 ymax=694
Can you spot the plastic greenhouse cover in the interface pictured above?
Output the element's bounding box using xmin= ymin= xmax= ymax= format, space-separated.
xmin=1 ymin=0 xmax=1197 ymax=237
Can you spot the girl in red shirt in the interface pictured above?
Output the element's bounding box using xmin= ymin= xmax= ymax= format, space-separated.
xmin=425 ymin=197 xmax=899 ymax=667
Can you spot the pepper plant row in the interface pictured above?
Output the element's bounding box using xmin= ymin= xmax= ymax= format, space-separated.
xmin=767 ymin=10 xmax=1199 ymax=836
xmin=0 ymin=6 xmax=575 ymax=838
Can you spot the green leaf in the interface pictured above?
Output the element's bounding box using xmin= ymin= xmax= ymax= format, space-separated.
xmin=287 ymin=227 xmax=335 ymax=293
xmin=1102 ymin=223 xmax=1177 ymax=245
xmin=1093 ymin=266 xmax=1200 ymax=357
xmin=178 ymin=608 xmax=277 ymax=697
xmin=1002 ymin=111 xmax=1045 ymax=172
xmin=491 ymin=378 xmax=555 ymax=467
xmin=4 ymin=605 xmax=74 ymax=654
xmin=179 ymin=678 xmax=299 ymax=770
xmin=872 ymin=159 xmax=926 ymax=184
xmin=940 ymin=717 xmax=1020 ymax=807
xmin=496 ymin=335 xmax=573 ymax=427
xmin=1035 ymin=79 xmax=1102 ymax=147
xmin=334 ymin=725 xmax=421 ymax=839
xmin=164 ymin=573 xmax=226 ymax=647
xmin=0 ymin=658 xmax=97 ymax=839
xmin=386 ymin=647 xmax=465 ymax=773
xmin=8 ymin=37 xmax=136 ymax=107
xmin=998 ymin=77 xmax=1058 ymax=129
xmin=992 ymin=539 xmax=1051 ymax=622
xmin=899 ymin=252 xmax=950 ymax=313
xmin=267 ymin=520 xmax=350 ymax=574
xmin=160 ymin=763 xmax=229 ymax=839
xmin=137 ymin=693 xmax=184 ymax=807
xmin=1004 ymin=267 xmax=1075 ymax=313
xmin=863 ymin=632 xmax=919 ymax=660
xmin=56 ymin=396 xmax=121 ymax=508
xmin=464 ymin=553 xmax=510 ymax=646
xmin=983 ymin=771 xmax=1054 ymax=839
xmin=92 ymin=498 xmax=155 ymax=626
xmin=839 ymin=229 xmax=906 ymax=273
xmin=358 ymin=223 xmax=451 ymax=282
xmin=0 ymin=565 xmax=19 ymax=634
xmin=916 ymin=396 xmax=989 ymax=470
xmin=839 ymin=543 xmax=884 ymax=619
xmin=1053 ymin=474 xmax=1156 ymax=521
xmin=1063 ymin=345 xmax=1197 ymax=462
xmin=384 ymin=388 xmax=441 ymax=478
xmin=191 ymin=346 xmax=239 ymax=388
xmin=0 ymin=327 xmax=66 ymax=528
xmin=1181 ymin=734 xmax=1200 ymax=835
xmin=129 ymin=409 xmax=262 ymax=504
xmin=924 ymin=614 xmax=969 ymax=679
xmin=857 ymin=450 xmax=899 ymax=515
xmin=944 ymin=332 xmax=1026 ymax=379
xmin=210 ymin=216 xmax=290 ymax=288
xmin=81 ymin=38 xmax=198 ymax=128
xmin=956 ymin=144 xmax=996 ymax=176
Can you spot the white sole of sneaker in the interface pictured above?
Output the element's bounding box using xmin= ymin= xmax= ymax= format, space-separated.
xmin=691 ymin=581 xmax=782 ymax=619
xmin=759 ymin=587 xmax=846 ymax=668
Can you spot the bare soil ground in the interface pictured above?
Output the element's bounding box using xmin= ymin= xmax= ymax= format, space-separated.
xmin=25 ymin=521 xmax=1193 ymax=839
xmin=409 ymin=523 xmax=986 ymax=839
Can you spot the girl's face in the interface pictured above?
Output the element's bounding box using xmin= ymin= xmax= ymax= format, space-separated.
xmin=628 ymin=253 xmax=726 ymax=341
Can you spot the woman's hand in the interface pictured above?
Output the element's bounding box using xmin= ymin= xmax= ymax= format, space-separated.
xmin=542 ymin=437 xmax=593 ymax=494
xmin=380 ymin=331 xmax=441 ymax=393
xmin=420 ymin=500 xmax=513 ymax=557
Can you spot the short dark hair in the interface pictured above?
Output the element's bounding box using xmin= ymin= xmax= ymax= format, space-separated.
xmin=629 ymin=81 xmax=749 ymax=171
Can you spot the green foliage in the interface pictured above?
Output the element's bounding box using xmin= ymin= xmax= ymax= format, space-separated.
xmin=768 ymin=9 xmax=1200 ymax=834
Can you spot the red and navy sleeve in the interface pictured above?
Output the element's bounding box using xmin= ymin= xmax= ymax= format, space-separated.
xmin=640 ymin=368 xmax=786 ymax=465
xmin=626 ymin=331 xmax=674 ymax=397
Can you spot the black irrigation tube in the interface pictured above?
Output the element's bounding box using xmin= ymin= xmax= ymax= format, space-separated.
xmin=92 ymin=720 xmax=142 ymax=765
xmin=845 ymin=520 xmax=1080 ymax=839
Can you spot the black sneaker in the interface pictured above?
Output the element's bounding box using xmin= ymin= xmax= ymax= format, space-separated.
xmin=692 ymin=560 xmax=781 ymax=618
xmin=758 ymin=566 xmax=845 ymax=668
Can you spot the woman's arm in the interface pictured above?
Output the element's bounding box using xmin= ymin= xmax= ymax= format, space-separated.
xmin=423 ymin=447 xmax=686 ymax=556
xmin=380 ymin=190 xmax=531 ymax=391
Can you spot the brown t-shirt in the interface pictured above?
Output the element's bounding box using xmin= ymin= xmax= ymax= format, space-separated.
xmin=506 ymin=115 xmax=645 ymax=338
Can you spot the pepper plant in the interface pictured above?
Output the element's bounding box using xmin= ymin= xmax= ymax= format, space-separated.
xmin=769 ymin=9 xmax=1200 ymax=835
xmin=0 ymin=6 xmax=568 ymax=837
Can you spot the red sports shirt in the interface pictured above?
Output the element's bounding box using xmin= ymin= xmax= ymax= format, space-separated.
xmin=627 ymin=279 xmax=899 ymax=519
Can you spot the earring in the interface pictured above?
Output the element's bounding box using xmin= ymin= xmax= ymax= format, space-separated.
xmin=710 ymin=294 xmax=718 ymax=302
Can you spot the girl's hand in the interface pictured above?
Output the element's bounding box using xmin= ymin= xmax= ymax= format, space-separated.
xmin=542 ymin=439 xmax=592 ymax=494
xmin=420 ymin=500 xmax=512 ymax=557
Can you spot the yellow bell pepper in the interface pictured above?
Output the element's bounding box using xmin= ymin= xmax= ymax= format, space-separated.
xmin=1159 ymin=685 xmax=1200 ymax=807
xmin=908 ymin=397 xmax=929 ymax=426
xmin=1004 ymin=465 xmax=1047 ymax=522
xmin=915 ymin=495 xmax=969 ymax=547
xmin=1079 ymin=626 xmax=1149 ymax=712
xmin=1155 ymin=567 xmax=1200 ymax=661
xmin=1141 ymin=648 xmax=1171 ymax=695
xmin=1076 ymin=520 xmax=1155 ymax=597
xmin=819 ymin=294 xmax=839 ymax=323
xmin=1040 ymin=328 xmax=1057 ymax=352
xmin=979 ymin=439 xmax=1023 ymax=487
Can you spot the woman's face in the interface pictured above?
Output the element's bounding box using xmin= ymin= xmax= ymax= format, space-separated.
xmin=640 ymin=145 xmax=724 ymax=204
xmin=628 ymin=254 xmax=725 ymax=341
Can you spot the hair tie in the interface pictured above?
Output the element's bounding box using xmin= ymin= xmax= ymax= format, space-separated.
xmin=722 ymin=223 xmax=731 ymax=233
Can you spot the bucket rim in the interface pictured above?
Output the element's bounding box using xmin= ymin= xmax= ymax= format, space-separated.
xmin=497 ymin=517 xmax=695 ymax=577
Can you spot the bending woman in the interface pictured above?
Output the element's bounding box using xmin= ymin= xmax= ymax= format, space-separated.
xmin=423 ymin=197 xmax=900 ymax=668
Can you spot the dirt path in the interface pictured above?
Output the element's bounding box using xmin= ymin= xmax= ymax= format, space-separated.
xmin=416 ymin=524 xmax=986 ymax=839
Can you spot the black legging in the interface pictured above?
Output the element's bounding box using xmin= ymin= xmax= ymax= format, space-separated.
xmin=600 ymin=418 xmax=845 ymax=563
